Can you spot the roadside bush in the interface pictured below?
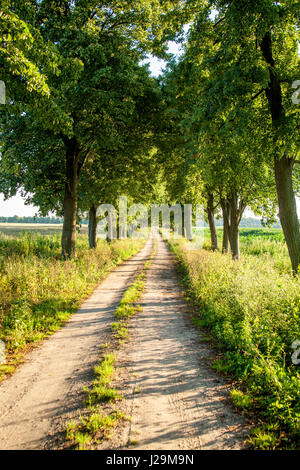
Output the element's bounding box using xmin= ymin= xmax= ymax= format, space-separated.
xmin=0 ymin=232 xmax=144 ymax=364
xmin=169 ymin=239 xmax=300 ymax=449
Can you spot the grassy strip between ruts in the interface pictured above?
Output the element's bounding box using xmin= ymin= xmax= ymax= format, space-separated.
xmin=0 ymin=233 xmax=145 ymax=381
xmin=66 ymin=239 xmax=157 ymax=450
xmin=167 ymin=238 xmax=300 ymax=450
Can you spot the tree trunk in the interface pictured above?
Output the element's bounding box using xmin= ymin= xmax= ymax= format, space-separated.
xmin=222 ymin=223 xmax=229 ymax=254
xmin=88 ymin=205 xmax=97 ymax=249
xmin=260 ymin=32 xmax=300 ymax=274
xmin=228 ymin=221 xmax=239 ymax=260
xmin=207 ymin=193 xmax=218 ymax=251
xmin=228 ymin=193 xmax=240 ymax=260
xmin=221 ymin=193 xmax=244 ymax=260
xmin=61 ymin=137 xmax=79 ymax=258
xmin=274 ymin=155 xmax=300 ymax=274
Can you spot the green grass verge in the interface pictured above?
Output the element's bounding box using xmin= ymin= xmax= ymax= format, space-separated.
xmin=199 ymin=227 xmax=290 ymax=274
xmin=168 ymin=238 xmax=300 ymax=450
xmin=0 ymin=232 xmax=145 ymax=381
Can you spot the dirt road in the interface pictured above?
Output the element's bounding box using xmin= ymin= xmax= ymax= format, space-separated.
xmin=0 ymin=239 xmax=153 ymax=450
xmin=119 ymin=236 xmax=247 ymax=450
xmin=0 ymin=235 xmax=247 ymax=450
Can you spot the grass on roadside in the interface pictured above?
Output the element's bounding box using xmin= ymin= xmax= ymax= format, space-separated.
xmin=200 ymin=227 xmax=290 ymax=274
xmin=168 ymin=238 xmax=300 ymax=450
xmin=0 ymin=232 xmax=145 ymax=380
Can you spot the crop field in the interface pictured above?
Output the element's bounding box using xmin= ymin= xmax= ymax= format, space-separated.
xmin=0 ymin=223 xmax=88 ymax=237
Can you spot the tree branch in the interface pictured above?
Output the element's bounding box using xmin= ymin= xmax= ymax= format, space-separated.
xmin=213 ymin=17 xmax=225 ymax=28
xmin=248 ymin=88 xmax=265 ymax=103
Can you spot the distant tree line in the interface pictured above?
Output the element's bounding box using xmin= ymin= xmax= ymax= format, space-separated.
xmin=0 ymin=215 xmax=282 ymax=229
xmin=0 ymin=216 xmax=66 ymax=224
xmin=214 ymin=218 xmax=281 ymax=229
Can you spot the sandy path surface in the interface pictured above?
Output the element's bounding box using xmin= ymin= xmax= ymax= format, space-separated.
xmin=121 ymin=236 xmax=247 ymax=450
xmin=0 ymin=238 xmax=153 ymax=450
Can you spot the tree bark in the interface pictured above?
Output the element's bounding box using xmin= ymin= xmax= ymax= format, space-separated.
xmin=220 ymin=198 xmax=230 ymax=254
xmin=228 ymin=222 xmax=239 ymax=260
xmin=207 ymin=193 xmax=219 ymax=251
xmin=221 ymin=193 xmax=244 ymax=260
xmin=228 ymin=193 xmax=240 ymax=260
xmin=260 ymin=31 xmax=300 ymax=274
xmin=88 ymin=205 xmax=97 ymax=249
xmin=274 ymin=155 xmax=300 ymax=274
xmin=222 ymin=222 xmax=229 ymax=254
xmin=61 ymin=137 xmax=79 ymax=258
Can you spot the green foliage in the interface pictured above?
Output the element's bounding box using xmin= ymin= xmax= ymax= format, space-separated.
xmin=0 ymin=231 xmax=144 ymax=379
xmin=247 ymin=424 xmax=282 ymax=451
xmin=169 ymin=238 xmax=300 ymax=449
xmin=0 ymin=216 xmax=64 ymax=224
xmin=68 ymin=349 xmax=125 ymax=449
xmin=67 ymin=408 xmax=128 ymax=450
xmin=0 ymin=0 xmax=57 ymax=97
xmin=112 ymin=241 xmax=156 ymax=341
xmin=88 ymin=354 xmax=122 ymax=404
xmin=201 ymin=227 xmax=291 ymax=273
xmin=230 ymin=389 xmax=254 ymax=410
xmin=67 ymin=429 xmax=92 ymax=451
xmin=67 ymin=349 xmax=128 ymax=448
xmin=94 ymin=354 xmax=116 ymax=386
xmin=159 ymin=0 xmax=299 ymax=269
xmin=0 ymin=0 xmax=191 ymax=222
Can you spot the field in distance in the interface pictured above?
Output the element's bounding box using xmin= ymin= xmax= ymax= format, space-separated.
xmin=0 ymin=223 xmax=88 ymax=236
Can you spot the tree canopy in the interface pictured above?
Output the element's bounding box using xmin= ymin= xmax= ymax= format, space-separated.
xmin=0 ymin=0 xmax=299 ymax=272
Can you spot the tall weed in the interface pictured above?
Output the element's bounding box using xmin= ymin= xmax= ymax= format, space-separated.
xmin=169 ymin=239 xmax=300 ymax=449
